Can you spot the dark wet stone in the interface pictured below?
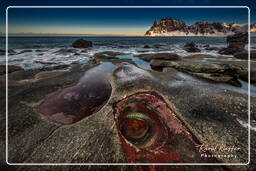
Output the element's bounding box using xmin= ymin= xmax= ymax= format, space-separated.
xmin=184 ymin=42 xmax=197 ymax=48
xmin=205 ymin=47 xmax=220 ymax=51
xmin=35 ymin=49 xmax=48 ymax=52
xmin=9 ymin=49 xmax=16 ymax=54
xmin=0 ymin=65 xmax=24 ymax=75
xmin=239 ymin=68 xmax=256 ymax=84
xmin=74 ymin=53 xmax=80 ymax=56
xmin=1 ymin=49 xmax=6 ymax=54
xmin=227 ymin=32 xmax=248 ymax=47
xmin=150 ymin=60 xmax=246 ymax=86
xmin=80 ymin=49 xmax=88 ymax=53
xmin=184 ymin=42 xmax=201 ymax=52
xmin=189 ymin=72 xmax=241 ymax=87
xmin=184 ymin=54 xmax=217 ymax=59
xmin=135 ymin=53 xmax=181 ymax=62
xmin=18 ymin=50 xmax=33 ymax=54
xmin=37 ymin=63 xmax=116 ymax=124
xmin=94 ymin=51 xmax=126 ymax=58
xmin=1 ymin=49 xmax=6 ymax=55
xmin=143 ymin=45 xmax=150 ymax=48
xmin=151 ymin=60 xmax=247 ymax=76
xmin=234 ymin=51 xmax=256 ymax=60
xmin=219 ymin=32 xmax=248 ymax=55
xmin=34 ymin=60 xmax=58 ymax=65
xmin=219 ymin=47 xmax=246 ymax=55
xmin=203 ymin=44 xmax=220 ymax=51
xmin=72 ymin=39 xmax=92 ymax=48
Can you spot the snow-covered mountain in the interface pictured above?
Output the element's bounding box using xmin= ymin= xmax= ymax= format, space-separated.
xmin=145 ymin=18 xmax=256 ymax=36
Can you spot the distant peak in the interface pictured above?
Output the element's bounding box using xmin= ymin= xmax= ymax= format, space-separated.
xmin=145 ymin=17 xmax=253 ymax=36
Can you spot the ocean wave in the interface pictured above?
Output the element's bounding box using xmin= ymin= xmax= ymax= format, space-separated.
xmin=0 ymin=42 xmax=250 ymax=69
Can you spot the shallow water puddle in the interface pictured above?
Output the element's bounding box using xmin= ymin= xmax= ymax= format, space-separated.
xmin=116 ymin=54 xmax=150 ymax=70
xmin=37 ymin=62 xmax=116 ymax=124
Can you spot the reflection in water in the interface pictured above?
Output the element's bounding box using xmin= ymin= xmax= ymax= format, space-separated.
xmin=37 ymin=62 xmax=116 ymax=124
xmin=116 ymin=54 xmax=150 ymax=70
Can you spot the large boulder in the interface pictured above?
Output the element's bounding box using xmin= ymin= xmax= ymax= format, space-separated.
xmin=150 ymin=60 xmax=247 ymax=86
xmin=72 ymin=39 xmax=93 ymax=48
xmin=135 ymin=53 xmax=181 ymax=62
xmin=226 ymin=32 xmax=248 ymax=47
xmin=143 ymin=45 xmax=151 ymax=48
xmin=183 ymin=42 xmax=201 ymax=52
xmin=219 ymin=32 xmax=248 ymax=55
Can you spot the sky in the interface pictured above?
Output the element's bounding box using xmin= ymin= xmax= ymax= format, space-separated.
xmin=5 ymin=8 xmax=249 ymax=36
xmin=0 ymin=0 xmax=255 ymax=36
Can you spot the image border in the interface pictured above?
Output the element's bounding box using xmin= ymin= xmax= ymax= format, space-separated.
xmin=5 ymin=6 xmax=251 ymax=166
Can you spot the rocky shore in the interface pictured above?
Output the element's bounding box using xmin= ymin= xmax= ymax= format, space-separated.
xmin=1 ymin=37 xmax=256 ymax=170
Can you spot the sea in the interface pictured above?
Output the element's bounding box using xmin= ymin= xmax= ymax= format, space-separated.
xmin=0 ymin=36 xmax=256 ymax=69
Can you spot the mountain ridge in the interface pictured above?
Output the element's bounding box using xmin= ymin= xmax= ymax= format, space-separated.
xmin=145 ymin=18 xmax=256 ymax=36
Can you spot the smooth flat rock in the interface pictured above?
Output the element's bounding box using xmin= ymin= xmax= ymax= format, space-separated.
xmin=135 ymin=53 xmax=181 ymax=62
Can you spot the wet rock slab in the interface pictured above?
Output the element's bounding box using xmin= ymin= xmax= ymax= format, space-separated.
xmin=110 ymin=63 xmax=255 ymax=169
xmin=150 ymin=59 xmax=247 ymax=86
xmin=135 ymin=53 xmax=181 ymax=62
xmin=0 ymin=63 xmax=126 ymax=165
xmin=234 ymin=51 xmax=256 ymax=60
xmin=94 ymin=51 xmax=127 ymax=60
xmin=1 ymin=60 xmax=255 ymax=170
xmin=0 ymin=65 xmax=24 ymax=75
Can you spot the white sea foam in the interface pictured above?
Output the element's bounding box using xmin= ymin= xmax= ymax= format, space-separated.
xmin=1 ymin=48 xmax=90 ymax=69
xmin=236 ymin=118 xmax=256 ymax=132
xmin=0 ymin=36 xmax=255 ymax=69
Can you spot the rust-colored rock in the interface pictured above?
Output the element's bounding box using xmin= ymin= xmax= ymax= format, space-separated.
xmin=113 ymin=92 xmax=223 ymax=164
